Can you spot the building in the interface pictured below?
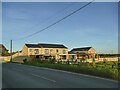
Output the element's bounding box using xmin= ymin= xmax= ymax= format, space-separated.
xmin=70 ymin=47 xmax=96 ymax=60
xmin=0 ymin=44 xmax=9 ymax=56
xmin=22 ymin=43 xmax=69 ymax=60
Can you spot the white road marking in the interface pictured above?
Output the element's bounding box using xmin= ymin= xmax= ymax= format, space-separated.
xmin=11 ymin=63 xmax=118 ymax=83
xmin=30 ymin=73 xmax=56 ymax=83
xmin=14 ymin=68 xmax=23 ymax=72
xmin=40 ymin=67 xmax=118 ymax=83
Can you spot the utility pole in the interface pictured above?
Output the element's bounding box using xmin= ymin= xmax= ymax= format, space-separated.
xmin=10 ymin=40 xmax=12 ymax=62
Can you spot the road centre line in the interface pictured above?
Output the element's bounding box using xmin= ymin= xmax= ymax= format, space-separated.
xmin=30 ymin=73 xmax=56 ymax=83
xmin=37 ymin=67 xmax=118 ymax=83
xmin=10 ymin=64 xmax=56 ymax=83
xmin=13 ymin=68 xmax=24 ymax=72
xmin=11 ymin=63 xmax=118 ymax=83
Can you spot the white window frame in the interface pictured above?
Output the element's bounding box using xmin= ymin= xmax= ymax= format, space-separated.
xmin=45 ymin=49 xmax=49 ymax=54
xmin=34 ymin=49 xmax=39 ymax=54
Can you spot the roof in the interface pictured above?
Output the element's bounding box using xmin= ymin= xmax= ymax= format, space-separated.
xmin=25 ymin=43 xmax=68 ymax=48
xmin=0 ymin=44 xmax=7 ymax=49
xmin=25 ymin=44 xmax=40 ymax=48
xmin=69 ymin=51 xmax=86 ymax=54
xmin=68 ymin=51 xmax=75 ymax=54
xmin=38 ymin=43 xmax=67 ymax=48
xmin=71 ymin=47 xmax=92 ymax=51
xmin=68 ymin=51 xmax=88 ymax=55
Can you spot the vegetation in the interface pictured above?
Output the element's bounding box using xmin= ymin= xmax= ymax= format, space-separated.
xmin=23 ymin=58 xmax=27 ymax=63
xmin=1 ymin=49 xmax=9 ymax=56
xmin=22 ymin=58 xmax=119 ymax=80
xmin=0 ymin=44 xmax=9 ymax=56
xmin=98 ymin=54 xmax=120 ymax=57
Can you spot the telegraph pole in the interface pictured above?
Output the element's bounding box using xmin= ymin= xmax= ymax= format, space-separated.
xmin=10 ymin=40 xmax=12 ymax=62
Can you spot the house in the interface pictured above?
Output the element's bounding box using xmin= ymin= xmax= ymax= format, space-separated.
xmin=22 ymin=43 xmax=69 ymax=60
xmin=0 ymin=44 xmax=9 ymax=56
xmin=70 ymin=47 xmax=96 ymax=60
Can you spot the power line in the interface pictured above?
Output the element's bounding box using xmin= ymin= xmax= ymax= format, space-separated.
xmin=20 ymin=2 xmax=76 ymax=35
xmin=14 ymin=1 xmax=94 ymax=41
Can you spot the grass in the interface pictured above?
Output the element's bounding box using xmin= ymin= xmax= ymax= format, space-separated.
xmin=21 ymin=59 xmax=119 ymax=80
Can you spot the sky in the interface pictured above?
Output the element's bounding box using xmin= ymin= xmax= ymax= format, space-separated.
xmin=2 ymin=2 xmax=118 ymax=54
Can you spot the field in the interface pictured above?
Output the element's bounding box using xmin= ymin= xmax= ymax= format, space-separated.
xmin=21 ymin=58 xmax=119 ymax=80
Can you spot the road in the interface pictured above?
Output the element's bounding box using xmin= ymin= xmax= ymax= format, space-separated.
xmin=2 ymin=63 xmax=118 ymax=88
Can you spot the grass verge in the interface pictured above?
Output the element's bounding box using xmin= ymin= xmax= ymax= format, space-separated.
xmin=18 ymin=59 xmax=120 ymax=80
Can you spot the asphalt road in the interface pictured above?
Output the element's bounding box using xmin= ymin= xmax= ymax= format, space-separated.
xmin=2 ymin=63 xmax=118 ymax=88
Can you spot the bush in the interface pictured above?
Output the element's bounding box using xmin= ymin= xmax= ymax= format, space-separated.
xmin=49 ymin=59 xmax=56 ymax=64
xmin=57 ymin=60 xmax=62 ymax=64
xmin=23 ymin=58 xmax=27 ymax=63
xmin=23 ymin=58 xmax=119 ymax=80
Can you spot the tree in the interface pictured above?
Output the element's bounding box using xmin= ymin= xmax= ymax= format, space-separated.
xmin=0 ymin=44 xmax=9 ymax=56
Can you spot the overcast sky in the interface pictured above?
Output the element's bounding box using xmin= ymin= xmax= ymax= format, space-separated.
xmin=2 ymin=2 xmax=118 ymax=54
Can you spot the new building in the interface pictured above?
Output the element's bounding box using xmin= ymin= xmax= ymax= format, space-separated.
xmin=22 ymin=43 xmax=69 ymax=60
xmin=69 ymin=47 xmax=95 ymax=60
xmin=22 ymin=43 xmax=96 ymax=61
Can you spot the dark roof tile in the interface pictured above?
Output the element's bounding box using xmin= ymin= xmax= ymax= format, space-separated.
xmin=38 ymin=43 xmax=67 ymax=48
xmin=71 ymin=47 xmax=92 ymax=51
xmin=25 ymin=43 xmax=67 ymax=48
xmin=25 ymin=44 xmax=40 ymax=48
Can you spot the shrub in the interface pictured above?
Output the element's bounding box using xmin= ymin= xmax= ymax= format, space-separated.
xmin=23 ymin=58 xmax=27 ymax=63
xmin=23 ymin=58 xmax=119 ymax=80
xmin=49 ymin=59 xmax=56 ymax=64
xmin=58 ymin=60 xmax=62 ymax=64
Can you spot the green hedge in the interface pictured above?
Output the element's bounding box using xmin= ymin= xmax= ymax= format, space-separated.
xmin=22 ymin=59 xmax=119 ymax=80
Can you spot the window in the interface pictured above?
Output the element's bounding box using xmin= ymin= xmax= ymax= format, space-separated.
xmin=29 ymin=49 xmax=32 ymax=55
xmin=50 ymin=49 xmax=53 ymax=54
xmin=29 ymin=49 xmax=32 ymax=52
xmin=34 ymin=49 xmax=39 ymax=54
xmin=45 ymin=49 xmax=49 ymax=54
xmin=56 ymin=49 xmax=59 ymax=53
xmin=63 ymin=50 xmax=66 ymax=54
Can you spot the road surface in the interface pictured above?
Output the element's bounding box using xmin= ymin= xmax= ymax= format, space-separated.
xmin=2 ymin=63 xmax=118 ymax=88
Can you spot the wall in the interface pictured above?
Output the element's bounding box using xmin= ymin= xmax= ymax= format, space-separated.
xmin=27 ymin=47 xmax=68 ymax=56
xmin=41 ymin=48 xmax=68 ymax=55
xmin=88 ymin=48 xmax=95 ymax=54
xmin=22 ymin=45 xmax=28 ymax=56
xmin=28 ymin=48 xmax=41 ymax=56
xmin=2 ymin=56 xmax=11 ymax=62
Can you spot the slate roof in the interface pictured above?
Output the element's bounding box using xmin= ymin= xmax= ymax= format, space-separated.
xmin=71 ymin=47 xmax=92 ymax=51
xmin=25 ymin=44 xmax=40 ymax=48
xmin=69 ymin=51 xmax=86 ymax=54
xmin=25 ymin=43 xmax=67 ymax=48
xmin=68 ymin=52 xmax=76 ymax=54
